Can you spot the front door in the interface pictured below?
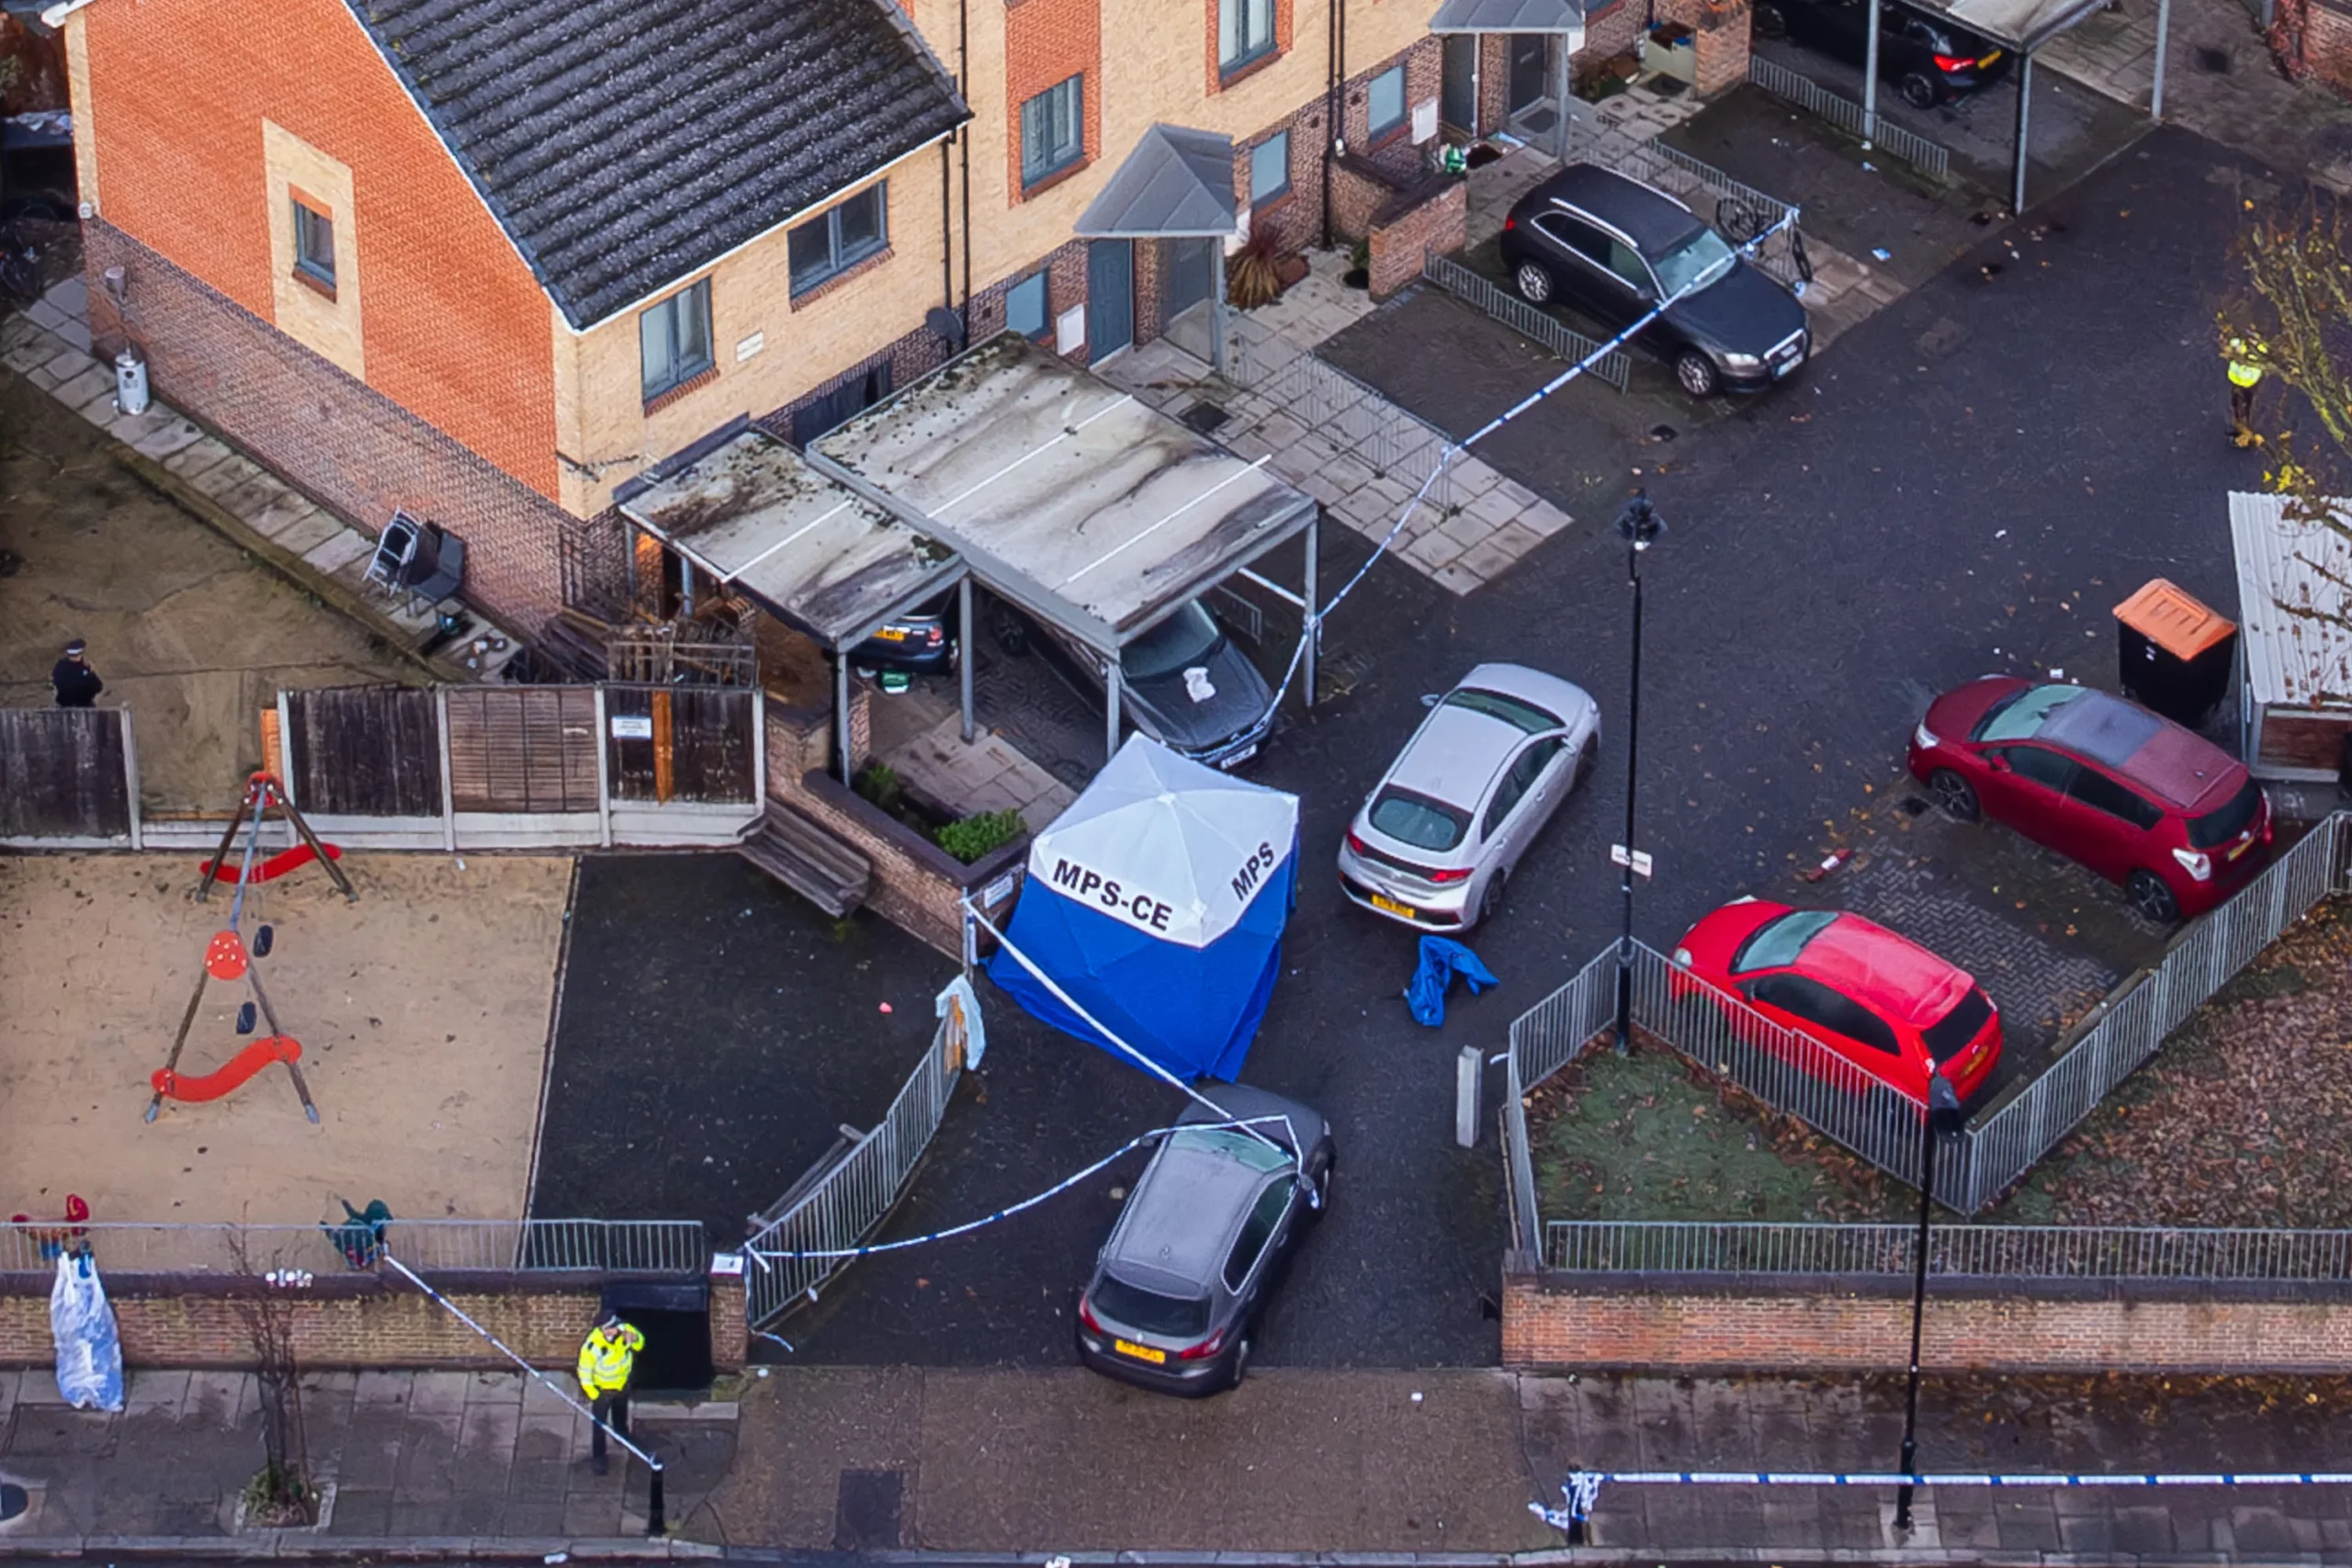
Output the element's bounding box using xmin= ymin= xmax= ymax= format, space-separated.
xmin=1088 ymin=240 xmax=1135 ymax=361
xmin=1160 ymin=237 xmax=1216 ymax=361
xmin=1442 ymin=33 xmax=1479 ymax=135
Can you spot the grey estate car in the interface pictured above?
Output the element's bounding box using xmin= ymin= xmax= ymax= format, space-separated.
xmin=1075 ymin=1085 xmax=1334 ymax=1396
xmin=1338 ymin=663 xmax=1600 ymax=932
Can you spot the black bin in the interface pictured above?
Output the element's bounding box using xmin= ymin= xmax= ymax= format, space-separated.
xmin=2114 ymin=578 xmax=2237 ymax=731
xmin=601 ymin=1279 xmax=713 ymax=1396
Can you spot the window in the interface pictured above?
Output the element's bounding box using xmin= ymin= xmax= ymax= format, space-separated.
xmin=291 ymin=199 xmax=335 ymax=290
xmin=1221 ymin=1178 xmax=1295 ymax=1292
xmin=1974 ymin=682 xmax=2087 ymax=741
xmin=2067 ymin=767 xmax=2162 ymax=830
xmin=1442 ymin=686 xmax=1560 ymax=734
xmin=1482 ymin=739 xmax=1562 ymax=839
xmin=1537 ymin=212 xmax=1611 ymax=265
xmin=1369 ymin=787 xmax=1468 ymax=852
xmin=639 ymin=278 xmax=713 ymax=402
xmin=1219 ymin=0 xmax=1276 ymax=73
xmin=1921 ymin=987 xmax=1994 ymax=1065
xmin=1250 ymin=131 xmax=1290 ymax=206
xmin=2188 ymin=778 xmax=2263 ymax=849
xmin=1747 ymin=974 xmax=1901 ymax=1057
xmin=1367 ymin=65 xmax=1407 ymax=139
xmin=1005 ymin=270 xmax=1050 ymax=340
xmin=1996 ymin=743 xmax=2077 ymax=794
xmin=1731 ymin=908 xmax=1839 ymax=976
xmin=787 ymin=184 xmax=888 ymax=295
xmin=1602 ymin=238 xmax=1653 ymax=294
xmin=1090 ymin=1275 xmax=1210 ymax=1337
xmin=1021 ymin=74 xmax=1086 ymax=187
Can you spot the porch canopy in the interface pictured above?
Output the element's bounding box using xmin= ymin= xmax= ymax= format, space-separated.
xmin=1427 ymin=0 xmax=1581 ymax=32
xmin=1075 ymin=124 xmax=1239 ymax=375
xmin=810 ymin=332 xmax=1321 ymax=758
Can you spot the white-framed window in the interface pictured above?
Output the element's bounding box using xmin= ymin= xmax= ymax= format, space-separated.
xmin=1250 ymin=131 xmax=1290 ymax=205
xmin=1021 ymin=74 xmax=1086 ymax=187
xmin=1367 ymin=64 xmax=1407 ymax=139
xmin=291 ymin=199 xmax=335 ymax=290
xmin=1219 ymin=0 xmax=1275 ymax=73
xmin=788 ymin=184 xmax=889 ymax=295
xmin=639 ymin=277 xmax=714 ymax=401
xmin=1005 ymin=271 xmax=1050 ymax=339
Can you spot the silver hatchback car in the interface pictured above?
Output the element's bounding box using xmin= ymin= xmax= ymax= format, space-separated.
xmin=1337 ymin=663 xmax=1600 ymax=932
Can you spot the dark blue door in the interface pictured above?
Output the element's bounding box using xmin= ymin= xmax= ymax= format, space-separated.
xmin=1087 ymin=239 xmax=1134 ymax=360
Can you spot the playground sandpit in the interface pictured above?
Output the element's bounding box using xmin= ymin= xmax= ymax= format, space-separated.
xmin=0 ymin=852 xmax=571 ymax=1229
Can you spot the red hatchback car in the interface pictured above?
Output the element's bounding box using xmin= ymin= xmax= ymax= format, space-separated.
xmin=1907 ymin=677 xmax=2271 ymax=922
xmin=1673 ymin=899 xmax=2003 ymax=1105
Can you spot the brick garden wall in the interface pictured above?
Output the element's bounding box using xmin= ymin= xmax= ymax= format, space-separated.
xmin=1504 ymin=1270 xmax=2352 ymax=1374
xmin=1367 ymin=179 xmax=1466 ymax=299
xmin=1577 ymin=0 xmax=1657 ymax=80
xmin=2301 ymin=0 xmax=2352 ymax=96
xmin=0 ymin=1271 xmax=747 ymax=1372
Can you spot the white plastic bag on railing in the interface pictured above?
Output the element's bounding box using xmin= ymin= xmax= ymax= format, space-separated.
xmin=937 ymin=975 xmax=986 ymax=1071
xmin=50 ymin=1251 xmax=124 ymax=1411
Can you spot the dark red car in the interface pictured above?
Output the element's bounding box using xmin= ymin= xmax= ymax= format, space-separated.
xmin=1672 ymin=899 xmax=2003 ymax=1105
xmin=1907 ymin=677 xmax=2271 ymax=922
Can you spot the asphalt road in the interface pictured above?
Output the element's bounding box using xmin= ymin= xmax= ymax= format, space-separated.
xmin=537 ymin=126 xmax=2296 ymax=1371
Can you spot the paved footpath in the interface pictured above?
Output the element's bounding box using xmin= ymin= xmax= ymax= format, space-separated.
xmin=7 ymin=1362 xmax=2352 ymax=1560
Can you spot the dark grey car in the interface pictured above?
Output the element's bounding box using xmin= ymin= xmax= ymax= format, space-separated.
xmin=1074 ymin=1085 xmax=1334 ymax=1395
xmin=1023 ymin=598 xmax=1275 ymax=769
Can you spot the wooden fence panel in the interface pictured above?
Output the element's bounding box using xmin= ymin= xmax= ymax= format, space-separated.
xmin=284 ymin=687 xmax=442 ymax=817
xmin=605 ymin=686 xmax=755 ymax=805
xmin=0 ymin=708 xmax=131 ymax=839
xmin=445 ymin=688 xmax=600 ymax=814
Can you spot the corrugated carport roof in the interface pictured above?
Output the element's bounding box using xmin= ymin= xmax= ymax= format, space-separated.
xmin=618 ymin=430 xmax=959 ymax=647
xmin=2229 ymin=490 xmax=2352 ymax=710
xmin=810 ymin=333 xmax=1317 ymax=652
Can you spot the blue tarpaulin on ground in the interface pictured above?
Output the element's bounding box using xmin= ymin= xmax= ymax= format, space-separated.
xmin=1405 ymin=935 xmax=1498 ymax=1027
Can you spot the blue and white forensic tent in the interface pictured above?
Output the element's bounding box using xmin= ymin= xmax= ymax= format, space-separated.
xmin=989 ymin=736 xmax=1299 ymax=1083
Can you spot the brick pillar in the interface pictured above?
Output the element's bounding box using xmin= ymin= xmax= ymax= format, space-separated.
xmin=707 ymin=1257 xmax=748 ymax=1372
xmin=1654 ymin=0 xmax=1754 ymax=96
xmin=846 ymin=681 xmax=874 ymax=773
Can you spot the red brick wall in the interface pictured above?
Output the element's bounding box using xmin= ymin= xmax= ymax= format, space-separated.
xmin=967 ymin=241 xmax=1089 ymax=361
xmin=1504 ymin=1272 xmax=2352 ymax=1374
xmin=1577 ymin=0 xmax=1656 ymax=80
xmin=2300 ymin=0 xmax=2352 ymax=96
xmin=0 ymin=1272 xmax=747 ymax=1372
xmin=1337 ymin=38 xmax=1442 ymax=162
xmin=1652 ymin=0 xmax=1754 ymax=96
xmin=1005 ymin=0 xmax=1102 ymax=203
xmin=1368 ymin=179 xmax=1464 ymax=299
xmin=80 ymin=0 xmax=559 ymax=498
xmin=85 ymin=222 xmax=572 ymax=634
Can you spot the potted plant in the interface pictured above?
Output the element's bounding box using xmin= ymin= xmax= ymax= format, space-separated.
xmin=1343 ymin=239 xmax=1372 ymax=290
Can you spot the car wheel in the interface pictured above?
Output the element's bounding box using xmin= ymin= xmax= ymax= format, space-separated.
xmin=1514 ymin=261 xmax=1555 ymax=305
xmin=1308 ymin=1145 xmax=1335 ymax=1219
xmin=1674 ymin=350 xmax=1720 ymax=398
xmin=1477 ymin=867 xmax=1508 ymax=926
xmin=1755 ymin=2 xmax=1788 ymax=35
xmin=1928 ymin=768 xmax=1980 ymax=823
xmin=1573 ymin=734 xmax=1599 ymax=789
xmin=1227 ymin=1335 xmax=1253 ymax=1392
xmin=2127 ymin=869 xmax=2180 ymax=924
xmin=1899 ymin=72 xmax=1939 ymax=108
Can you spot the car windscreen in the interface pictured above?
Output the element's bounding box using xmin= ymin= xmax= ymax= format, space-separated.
xmin=1730 ymin=908 xmax=1838 ymax=975
xmin=1973 ymin=682 xmax=2086 ymax=741
xmin=1091 ymin=1272 xmax=1212 ymax=1337
xmin=2188 ymin=777 xmax=2263 ymax=849
xmin=1652 ymin=226 xmax=1738 ymax=299
xmin=1920 ymin=987 xmax=1993 ymax=1064
xmin=1170 ymin=1124 xmax=1296 ymax=1174
xmin=1368 ymin=787 xmax=1469 ymax=852
xmin=1442 ymin=687 xmax=1560 ymax=734
xmin=1122 ymin=602 xmax=1222 ymax=682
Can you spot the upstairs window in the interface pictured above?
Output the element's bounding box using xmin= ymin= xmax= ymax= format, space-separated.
xmin=1220 ymin=0 xmax=1275 ymax=73
xmin=1367 ymin=65 xmax=1407 ymax=139
xmin=639 ymin=278 xmax=714 ymax=402
xmin=1021 ymin=74 xmax=1086 ymax=187
xmin=291 ymin=199 xmax=335 ymax=291
xmin=788 ymin=184 xmax=889 ymax=295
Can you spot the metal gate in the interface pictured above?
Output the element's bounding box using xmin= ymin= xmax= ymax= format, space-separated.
xmin=0 ymin=707 xmax=135 ymax=845
xmin=604 ymin=686 xmax=758 ymax=805
xmin=282 ymin=686 xmax=443 ymax=817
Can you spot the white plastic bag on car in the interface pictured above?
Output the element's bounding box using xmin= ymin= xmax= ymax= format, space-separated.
xmin=50 ymin=1252 xmax=124 ymax=1412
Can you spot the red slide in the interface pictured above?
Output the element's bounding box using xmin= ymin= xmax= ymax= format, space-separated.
xmin=197 ymin=842 xmax=342 ymax=886
xmin=152 ymin=1036 xmax=303 ymax=1103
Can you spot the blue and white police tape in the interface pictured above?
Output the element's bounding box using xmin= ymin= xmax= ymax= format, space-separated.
xmin=744 ymin=1114 xmax=1310 ymax=1265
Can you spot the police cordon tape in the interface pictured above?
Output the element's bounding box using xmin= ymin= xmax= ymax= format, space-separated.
xmin=1250 ymin=208 xmax=1804 ymax=725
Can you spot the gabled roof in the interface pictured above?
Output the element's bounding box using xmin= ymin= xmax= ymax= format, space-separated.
xmin=1075 ymin=125 xmax=1238 ymax=240
xmin=343 ymin=0 xmax=969 ymax=329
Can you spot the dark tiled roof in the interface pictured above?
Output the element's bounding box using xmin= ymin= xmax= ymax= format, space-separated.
xmin=345 ymin=0 xmax=969 ymax=328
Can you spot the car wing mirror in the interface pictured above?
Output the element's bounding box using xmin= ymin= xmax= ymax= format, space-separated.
xmin=1420 ymin=693 xmax=1442 ymax=708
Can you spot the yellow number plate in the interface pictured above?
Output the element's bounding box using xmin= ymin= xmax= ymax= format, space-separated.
xmin=1114 ymin=1337 xmax=1166 ymax=1365
xmin=1370 ymin=892 xmax=1417 ymax=919
xmin=1980 ymin=49 xmax=2003 ymax=63
xmin=872 ymin=626 xmax=910 ymax=642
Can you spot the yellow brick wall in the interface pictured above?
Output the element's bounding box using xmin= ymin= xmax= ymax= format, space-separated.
xmin=261 ymin=121 xmax=364 ymax=380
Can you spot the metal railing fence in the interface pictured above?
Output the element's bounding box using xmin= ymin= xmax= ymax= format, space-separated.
xmin=0 ymin=1218 xmax=707 ymax=1277
xmin=1544 ymin=1219 xmax=2352 ymax=1281
xmin=1747 ymin=53 xmax=1953 ymax=183
xmin=1610 ymin=140 xmax=1812 ymax=294
xmin=1226 ymin=334 xmax=1464 ymax=507
xmin=1419 ymin=254 xmax=1634 ymax=392
xmin=743 ymin=990 xmax=971 ymax=1327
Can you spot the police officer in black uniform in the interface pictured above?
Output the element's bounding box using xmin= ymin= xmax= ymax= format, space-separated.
xmin=51 ymin=637 xmax=103 ymax=708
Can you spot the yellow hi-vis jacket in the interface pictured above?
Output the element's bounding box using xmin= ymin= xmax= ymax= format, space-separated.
xmin=2226 ymin=337 xmax=2267 ymax=389
xmin=577 ymin=1321 xmax=643 ymax=1396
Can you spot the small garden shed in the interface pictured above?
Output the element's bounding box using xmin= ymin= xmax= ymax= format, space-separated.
xmin=2230 ymin=490 xmax=2352 ymax=785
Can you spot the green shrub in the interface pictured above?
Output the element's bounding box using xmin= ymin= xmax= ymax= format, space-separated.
xmin=854 ymin=762 xmax=902 ymax=813
xmin=935 ymin=808 xmax=1024 ymax=864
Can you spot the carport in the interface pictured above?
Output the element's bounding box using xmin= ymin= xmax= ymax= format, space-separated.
xmin=616 ymin=429 xmax=966 ymax=782
xmin=807 ymin=333 xmax=1323 ymax=761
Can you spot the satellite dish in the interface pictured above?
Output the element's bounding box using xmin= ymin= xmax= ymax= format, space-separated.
xmin=927 ymin=307 xmax=967 ymax=348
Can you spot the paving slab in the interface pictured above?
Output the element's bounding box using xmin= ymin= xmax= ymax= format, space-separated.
xmin=162 ymin=435 xmax=236 ymax=479
xmin=262 ymin=507 xmax=343 ymax=558
xmin=301 ymin=526 xmax=376 ymax=577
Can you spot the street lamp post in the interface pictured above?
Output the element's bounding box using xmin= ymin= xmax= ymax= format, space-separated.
xmin=1611 ymin=491 xmax=1664 ymax=1056
xmin=1894 ymin=1071 xmax=1964 ymax=1532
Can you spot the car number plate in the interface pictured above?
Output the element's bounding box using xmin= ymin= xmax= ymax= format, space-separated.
xmin=872 ymin=627 xmax=910 ymax=642
xmin=1113 ymin=1338 xmax=1166 ymax=1365
xmin=1220 ymin=743 xmax=1259 ymax=768
xmin=1980 ymin=48 xmax=2003 ymax=63
xmin=1370 ymin=892 xmax=1418 ymax=919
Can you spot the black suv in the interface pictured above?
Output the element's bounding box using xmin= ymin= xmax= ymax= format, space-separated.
xmin=1758 ymin=0 xmax=2011 ymax=107
xmin=1498 ymin=164 xmax=1810 ymax=398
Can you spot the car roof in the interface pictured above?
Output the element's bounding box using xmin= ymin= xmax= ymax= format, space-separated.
xmin=2036 ymin=689 xmax=2238 ymax=807
xmin=1791 ymin=913 xmax=1973 ymax=1030
xmin=1103 ymin=1129 xmax=1281 ymax=1294
xmin=1385 ymin=664 xmax=1589 ymax=807
xmin=1523 ymin=164 xmax=1706 ymax=254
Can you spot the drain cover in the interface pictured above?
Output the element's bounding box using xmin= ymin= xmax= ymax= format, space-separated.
xmin=833 ymin=1470 xmax=904 ymax=1551
xmin=2194 ymin=45 xmax=2231 ymax=73
xmin=1178 ymin=400 xmax=1231 ymax=435
xmin=1 ymin=1483 xmax=27 ymax=1523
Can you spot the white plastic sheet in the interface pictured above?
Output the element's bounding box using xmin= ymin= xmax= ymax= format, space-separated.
xmin=50 ymin=1252 xmax=124 ymax=1412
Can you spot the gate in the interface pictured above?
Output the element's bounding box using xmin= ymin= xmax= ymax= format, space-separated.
xmin=0 ymin=707 xmax=135 ymax=846
xmin=446 ymin=687 xmax=601 ymax=814
xmin=604 ymin=686 xmax=758 ymax=806
xmin=282 ymin=687 xmax=443 ymax=818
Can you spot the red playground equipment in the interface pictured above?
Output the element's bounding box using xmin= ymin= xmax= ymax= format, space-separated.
xmin=148 ymin=773 xmax=353 ymax=1124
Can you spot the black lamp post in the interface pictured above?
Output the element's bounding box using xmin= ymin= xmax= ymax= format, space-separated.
xmin=1612 ymin=491 xmax=1664 ymax=1057
xmin=1894 ymin=1071 xmax=1965 ymax=1531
